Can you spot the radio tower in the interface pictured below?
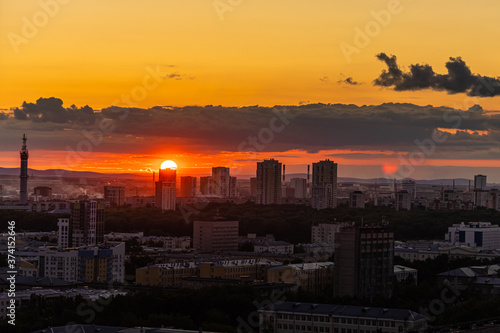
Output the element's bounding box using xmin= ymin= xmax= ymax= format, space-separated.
xmin=19 ymin=134 xmax=29 ymax=204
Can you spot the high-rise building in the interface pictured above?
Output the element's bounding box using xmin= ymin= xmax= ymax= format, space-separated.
xmin=349 ymin=191 xmax=365 ymax=208
xmin=256 ymin=159 xmax=282 ymax=205
xmin=193 ymin=220 xmax=239 ymax=252
xmin=290 ymin=178 xmax=307 ymax=199
xmin=474 ymin=174 xmax=488 ymax=207
xmin=180 ymin=176 xmax=197 ymax=197
xmin=69 ymin=200 xmax=106 ymax=247
xmin=395 ymin=190 xmax=411 ymax=211
xmin=104 ymin=186 xmax=125 ymax=206
xmin=401 ymin=178 xmax=417 ymax=199
xmin=200 ymin=176 xmax=211 ymax=195
xmin=334 ymin=225 xmax=394 ymax=299
xmin=211 ymin=167 xmax=231 ymax=197
xmin=19 ymin=134 xmax=29 ymax=205
xmin=155 ymin=164 xmax=176 ymax=210
xmin=197 ymin=168 xmax=236 ymax=198
xmin=474 ymin=175 xmax=487 ymax=190
xmin=250 ymin=177 xmax=257 ymax=196
xmin=311 ymin=159 xmax=337 ymax=209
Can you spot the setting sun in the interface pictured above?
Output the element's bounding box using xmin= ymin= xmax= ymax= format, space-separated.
xmin=160 ymin=160 xmax=177 ymax=170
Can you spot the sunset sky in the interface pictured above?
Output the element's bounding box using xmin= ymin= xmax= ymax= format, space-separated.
xmin=1 ymin=0 xmax=500 ymax=181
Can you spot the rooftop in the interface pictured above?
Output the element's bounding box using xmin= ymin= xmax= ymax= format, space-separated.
xmin=259 ymin=301 xmax=427 ymax=322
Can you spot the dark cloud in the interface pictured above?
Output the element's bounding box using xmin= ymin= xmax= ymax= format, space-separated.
xmin=3 ymin=99 xmax=500 ymax=162
xmin=13 ymin=97 xmax=96 ymax=124
xmin=0 ymin=112 xmax=10 ymax=120
xmin=338 ymin=77 xmax=359 ymax=85
xmin=164 ymin=72 xmax=195 ymax=80
xmin=374 ymin=53 xmax=500 ymax=97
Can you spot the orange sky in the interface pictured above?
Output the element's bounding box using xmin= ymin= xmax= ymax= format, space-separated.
xmin=1 ymin=1 xmax=500 ymax=180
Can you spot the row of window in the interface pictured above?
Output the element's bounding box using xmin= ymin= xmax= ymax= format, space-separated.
xmin=276 ymin=324 xmax=404 ymax=333
xmin=275 ymin=314 xmax=396 ymax=327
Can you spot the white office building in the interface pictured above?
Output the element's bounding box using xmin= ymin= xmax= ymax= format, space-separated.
xmin=445 ymin=222 xmax=500 ymax=249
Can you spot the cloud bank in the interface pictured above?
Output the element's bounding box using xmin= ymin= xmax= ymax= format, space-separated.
xmin=1 ymin=98 xmax=500 ymax=162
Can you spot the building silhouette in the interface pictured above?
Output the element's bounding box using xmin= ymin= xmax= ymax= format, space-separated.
xmin=334 ymin=225 xmax=394 ymax=300
xmin=311 ymin=159 xmax=337 ymax=209
xmin=180 ymin=176 xmax=197 ymax=197
xmin=19 ymin=134 xmax=29 ymax=205
xmin=155 ymin=164 xmax=176 ymax=210
xmin=104 ymin=186 xmax=125 ymax=206
xmin=256 ymin=159 xmax=282 ymax=205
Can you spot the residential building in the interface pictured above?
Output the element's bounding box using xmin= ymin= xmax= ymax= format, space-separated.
xmin=253 ymin=240 xmax=294 ymax=254
xmin=258 ymin=302 xmax=428 ymax=333
xmin=104 ymin=186 xmax=125 ymax=206
xmin=256 ymin=159 xmax=282 ymax=205
xmin=267 ymin=262 xmax=334 ymax=293
xmin=193 ymin=220 xmax=239 ymax=252
xmin=180 ymin=176 xmax=197 ymax=198
xmin=474 ymin=174 xmax=488 ymax=207
xmin=395 ymin=190 xmax=411 ymax=211
xmin=311 ymin=223 xmax=351 ymax=245
xmin=125 ymin=196 xmax=156 ymax=208
xmin=136 ymin=261 xmax=199 ymax=287
xmin=445 ymin=222 xmax=500 ymax=249
xmin=200 ymin=258 xmax=276 ymax=280
xmin=334 ymin=225 xmax=394 ymax=299
xmin=290 ymin=178 xmax=307 ymax=199
xmin=401 ymin=178 xmax=416 ymax=199
xmin=38 ymin=242 xmax=125 ymax=283
xmin=65 ymin=200 xmax=105 ymax=247
xmin=349 ymin=191 xmax=365 ymax=208
xmin=394 ymin=265 xmax=418 ymax=284
xmin=311 ymin=159 xmax=337 ymax=209
xmin=155 ymin=164 xmax=176 ymax=210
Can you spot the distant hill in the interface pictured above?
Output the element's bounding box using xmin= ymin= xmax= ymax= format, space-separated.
xmin=0 ymin=167 xmax=146 ymax=179
xmin=0 ymin=168 xmax=491 ymax=186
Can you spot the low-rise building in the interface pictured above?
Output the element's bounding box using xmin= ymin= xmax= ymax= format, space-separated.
xmin=136 ymin=261 xmax=199 ymax=287
xmin=394 ymin=265 xmax=418 ymax=284
xmin=258 ymin=301 xmax=428 ymax=333
xmin=254 ymin=241 xmax=294 ymax=254
xmin=267 ymin=262 xmax=334 ymax=293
